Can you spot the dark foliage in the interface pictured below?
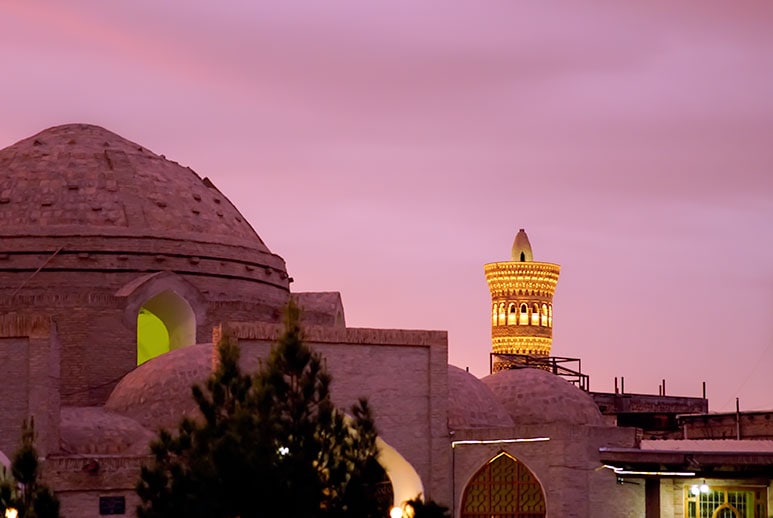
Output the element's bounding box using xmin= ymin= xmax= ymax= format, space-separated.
xmin=0 ymin=418 xmax=60 ymax=518
xmin=404 ymin=495 xmax=452 ymax=518
xmin=137 ymin=302 xmax=388 ymax=518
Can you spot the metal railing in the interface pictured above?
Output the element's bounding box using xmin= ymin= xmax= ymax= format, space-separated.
xmin=490 ymin=353 xmax=590 ymax=391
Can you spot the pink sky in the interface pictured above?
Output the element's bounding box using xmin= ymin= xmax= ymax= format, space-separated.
xmin=2 ymin=1 xmax=772 ymax=411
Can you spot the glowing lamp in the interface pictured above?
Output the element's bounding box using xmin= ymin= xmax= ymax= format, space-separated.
xmin=389 ymin=506 xmax=404 ymax=518
xmin=5 ymin=508 xmax=19 ymax=518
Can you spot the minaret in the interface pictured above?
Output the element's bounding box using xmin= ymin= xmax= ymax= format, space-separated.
xmin=484 ymin=229 xmax=560 ymax=372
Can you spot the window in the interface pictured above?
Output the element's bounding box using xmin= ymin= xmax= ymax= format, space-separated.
xmin=519 ymin=304 xmax=528 ymax=325
xmin=531 ymin=303 xmax=539 ymax=326
xmin=461 ymin=453 xmax=545 ymax=518
xmin=507 ymin=303 xmax=517 ymax=325
xmin=685 ymin=484 xmax=767 ymax=518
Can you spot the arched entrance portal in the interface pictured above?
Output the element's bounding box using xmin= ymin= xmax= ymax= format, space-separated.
xmin=137 ymin=290 xmax=196 ymax=365
xmin=461 ymin=452 xmax=546 ymax=518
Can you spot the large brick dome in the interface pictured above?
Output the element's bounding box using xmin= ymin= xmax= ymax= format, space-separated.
xmin=0 ymin=124 xmax=289 ymax=300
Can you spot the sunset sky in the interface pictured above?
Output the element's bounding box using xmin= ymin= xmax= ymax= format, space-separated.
xmin=2 ymin=1 xmax=772 ymax=411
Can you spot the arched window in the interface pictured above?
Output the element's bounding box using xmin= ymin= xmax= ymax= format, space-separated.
xmin=531 ymin=303 xmax=539 ymax=326
xmin=137 ymin=290 xmax=196 ymax=365
xmin=461 ymin=452 xmax=546 ymax=518
xmin=498 ymin=303 xmax=506 ymax=326
xmin=507 ymin=303 xmax=517 ymax=325
xmin=520 ymin=251 xmax=526 ymax=262
xmin=541 ymin=304 xmax=548 ymax=326
xmin=548 ymin=305 xmax=553 ymax=328
xmin=684 ymin=485 xmax=767 ymax=518
xmin=492 ymin=304 xmax=498 ymax=326
xmin=519 ymin=304 xmax=528 ymax=325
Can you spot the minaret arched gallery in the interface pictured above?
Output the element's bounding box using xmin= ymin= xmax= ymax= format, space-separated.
xmin=484 ymin=229 xmax=561 ymax=371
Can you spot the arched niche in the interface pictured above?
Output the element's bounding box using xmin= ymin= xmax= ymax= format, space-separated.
xmin=460 ymin=451 xmax=546 ymax=518
xmin=137 ymin=290 xmax=196 ymax=365
xmin=116 ymin=272 xmax=206 ymax=365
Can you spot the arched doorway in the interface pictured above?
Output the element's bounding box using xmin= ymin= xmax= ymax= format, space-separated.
xmin=137 ymin=290 xmax=196 ymax=365
xmin=461 ymin=452 xmax=546 ymax=518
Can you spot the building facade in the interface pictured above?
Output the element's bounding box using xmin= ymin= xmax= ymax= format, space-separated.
xmin=0 ymin=124 xmax=771 ymax=518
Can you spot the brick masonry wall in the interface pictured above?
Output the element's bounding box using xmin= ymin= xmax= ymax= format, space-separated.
xmin=229 ymin=322 xmax=452 ymax=506
xmin=47 ymin=455 xmax=147 ymax=518
xmin=451 ymin=425 xmax=641 ymax=517
xmin=0 ymin=337 xmax=29 ymax=455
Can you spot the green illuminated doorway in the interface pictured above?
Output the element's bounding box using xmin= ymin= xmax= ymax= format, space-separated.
xmin=136 ymin=290 xmax=196 ymax=365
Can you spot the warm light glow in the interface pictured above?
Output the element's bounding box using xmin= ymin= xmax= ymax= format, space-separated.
xmin=452 ymin=437 xmax=550 ymax=448
xmin=690 ymin=485 xmax=700 ymax=496
xmin=484 ymin=259 xmax=560 ymax=358
xmin=375 ymin=437 xmax=424 ymax=509
xmin=700 ymin=482 xmax=710 ymax=494
xmin=5 ymin=508 xmax=18 ymax=518
xmin=389 ymin=506 xmax=404 ymax=518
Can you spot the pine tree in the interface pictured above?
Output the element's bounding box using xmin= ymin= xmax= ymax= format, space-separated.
xmin=0 ymin=418 xmax=60 ymax=518
xmin=137 ymin=302 xmax=388 ymax=518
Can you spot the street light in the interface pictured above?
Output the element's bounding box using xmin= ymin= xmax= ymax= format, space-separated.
xmin=5 ymin=508 xmax=19 ymax=518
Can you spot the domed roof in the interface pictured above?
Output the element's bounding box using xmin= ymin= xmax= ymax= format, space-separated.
xmin=0 ymin=124 xmax=289 ymax=297
xmin=105 ymin=343 xmax=212 ymax=431
xmin=511 ymin=228 xmax=534 ymax=262
xmin=448 ymin=365 xmax=514 ymax=429
xmin=60 ymin=406 xmax=153 ymax=455
xmin=0 ymin=124 xmax=266 ymax=248
xmin=482 ymin=368 xmax=603 ymax=426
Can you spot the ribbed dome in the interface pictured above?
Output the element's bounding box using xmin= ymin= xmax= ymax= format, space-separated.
xmin=448 ymin=365 xmax=514 ymax=429
xmin=105 ymin=343 xmax=212 ymax=431
xmin=482 ymin=368 xmax=603 ymax=426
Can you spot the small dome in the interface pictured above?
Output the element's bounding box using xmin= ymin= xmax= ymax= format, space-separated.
xmin=482 ymin=368 xmax=602 ymax=426
xmin=105 ymin=343 xmax=212 ymax=431
xmin=448 ymin=365 xmax=514 ymax=429
xmin=511 ymin=228 xmax=534 ymax=262
xmin=60 ymin=406 xmax=153 ymax=455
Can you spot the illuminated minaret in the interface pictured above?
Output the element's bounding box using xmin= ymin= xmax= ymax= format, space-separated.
xmin=484 ymin=229 xmax=561 ymax=371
